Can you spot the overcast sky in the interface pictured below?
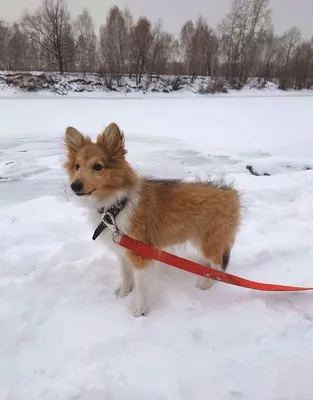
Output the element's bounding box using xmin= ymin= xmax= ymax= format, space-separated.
xmin=3 ymin=0 xmax=313 ymax=38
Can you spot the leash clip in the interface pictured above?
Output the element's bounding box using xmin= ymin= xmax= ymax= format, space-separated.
xmin=102 ymin=212 xmax=118 ymax=233
xmin=102 ymin=212 xmax=123 ymax=244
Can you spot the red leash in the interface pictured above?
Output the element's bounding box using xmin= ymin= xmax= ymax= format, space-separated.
xmin=117 ymin=234 xmax=313 ymax=292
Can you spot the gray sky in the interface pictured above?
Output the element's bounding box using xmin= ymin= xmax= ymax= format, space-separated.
xmin=3 ymin=0 xmax=313 ymax=38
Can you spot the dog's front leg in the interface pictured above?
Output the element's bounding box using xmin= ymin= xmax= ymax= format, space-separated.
xmin=132 ymin=268 xmax=148 ymax=317
xmin=126 ymin=251 xmax=149 ymax=317
xmin=115 ymin=256 xmax=134 ymax=298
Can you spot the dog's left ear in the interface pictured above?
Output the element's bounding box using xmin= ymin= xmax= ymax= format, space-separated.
xmin=97 ymin=123 xmax=127 ymax=158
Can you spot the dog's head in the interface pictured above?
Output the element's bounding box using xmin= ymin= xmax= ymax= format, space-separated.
xmin=64 ymin=123 xmax=136 ymax=200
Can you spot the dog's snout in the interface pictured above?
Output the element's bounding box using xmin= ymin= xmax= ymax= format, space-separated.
xmin=71 ymin=180 xmax=83 ymax=193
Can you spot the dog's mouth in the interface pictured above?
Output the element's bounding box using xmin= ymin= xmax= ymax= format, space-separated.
xmin=75 ymin=189 xmax=96 ymax=197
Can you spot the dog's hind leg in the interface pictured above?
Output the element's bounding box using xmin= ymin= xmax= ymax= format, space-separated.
xmin=196 ymin=261 xmax=222 ymax=290
xmin=196 ymin=234 xmax=231 ymax=290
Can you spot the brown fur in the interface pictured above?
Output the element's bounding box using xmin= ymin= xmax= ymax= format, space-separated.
xmin=127 ymin=178 xmax=240 ymax=269
xmin=64 ymin=123 xmax=241 ymax=272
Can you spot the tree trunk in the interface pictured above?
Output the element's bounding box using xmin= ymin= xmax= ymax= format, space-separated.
xmin=58 ymin=54 xmax=64 ymax=74
xmin=139 ymin=57 xmax=145 ymax=84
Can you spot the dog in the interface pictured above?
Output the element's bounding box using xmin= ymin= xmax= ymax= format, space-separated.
xmin=64 ymin=123 xmax=241 ymax=317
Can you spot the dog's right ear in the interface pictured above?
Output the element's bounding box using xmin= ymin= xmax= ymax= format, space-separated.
xmin=64 ymin=127 xmax=90 ymax=153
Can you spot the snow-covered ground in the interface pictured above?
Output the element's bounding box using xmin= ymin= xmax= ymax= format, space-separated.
xmin=1 ymin=71 xmax=313 ymax=97
xmin=1 ymin=92 xmax=313 ymax=400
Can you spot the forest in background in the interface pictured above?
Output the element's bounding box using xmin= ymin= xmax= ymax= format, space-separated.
xmin=1 ymin=0 xmax=313 ymax=90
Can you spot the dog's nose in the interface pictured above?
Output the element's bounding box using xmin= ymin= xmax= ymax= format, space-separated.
xmin=71 ymin=180 xmax=83 ymax=193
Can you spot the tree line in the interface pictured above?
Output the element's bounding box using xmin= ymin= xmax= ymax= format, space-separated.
xmin=0 ymin=0 xmax=312 ymax=89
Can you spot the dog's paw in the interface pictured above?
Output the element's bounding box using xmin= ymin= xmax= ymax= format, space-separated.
xmin=132 ymin=305 xmax=148 ymax=317
xmin=196 ymin=277 xmax=215 ymax=290
xmin=132 ymin=297 xmax=148 ymax=317
xmin=115 ymin=282 xmax=133 ymax=299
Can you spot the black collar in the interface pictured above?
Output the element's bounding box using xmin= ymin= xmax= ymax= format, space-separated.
xmin=92 ymin=197 xmax=128 ymax=241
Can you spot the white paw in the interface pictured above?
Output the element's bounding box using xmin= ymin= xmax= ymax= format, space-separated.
xmin=196 ymin=277 xmax=215 ymax=290
xmin=132 ymin=306 xmax=148 ymax=317
xmin=132 ymin=297 xmax=148 ymax=317
xmin=115 ymin=282 xmax=133 ymax=298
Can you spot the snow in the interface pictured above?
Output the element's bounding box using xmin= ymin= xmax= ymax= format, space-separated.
xmin=1 ymin=71 xmax=313 ymax=98
xmin=1 ymin=91 xmax=313 ymax=400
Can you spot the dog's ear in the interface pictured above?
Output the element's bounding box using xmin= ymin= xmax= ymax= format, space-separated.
xmin=97 ymin=123 xmax=127 ymax=158
xmin=64 ymin=127 xmax=89 ymax=153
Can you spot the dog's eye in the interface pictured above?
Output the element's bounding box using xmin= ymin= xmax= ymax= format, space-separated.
xmin=74 ymin=164 xmax=80 ymax=171
xmin=93 ymin=164 xmax=103 ymax=171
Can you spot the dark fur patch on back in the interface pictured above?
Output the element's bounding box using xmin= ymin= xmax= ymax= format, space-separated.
xmin=145 ymin=177 xmax=233 ymax=191
xmin=198 ymin=178 xmax=233 ymax=190
xmin=146 ymin=178 xmax=182 ymax=186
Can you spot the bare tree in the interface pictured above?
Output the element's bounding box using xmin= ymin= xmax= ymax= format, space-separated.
xmin=154 ymin=32 xmax=175 ymax=75
xmin=149 ymin=19 xmax=163 ymax=78
xmin=210 ymin=29 xmax=220 ymax=77
xmin=148 ymin=20 xmax=175 ymax=77
xmin=0 ymin=21 xmax=11 ymax=70
xmin=179 ymin=17 xmax=219 ymax=77
xmin=8 ymin=23 xmax=29 ymax=70
xmin=99 ymin=6 xmax=128 ymax=75
xmin=219 ymin=0 xmax=247 ymax=81
xmin=219 ymin=0 xmax=271 ymax=83
xmin=195 ymin=16 xmax=218 ymax=75
xmin=191 ymin=16 xmax=206 ymax=75
xmin=282 ymin=27 xmax=302 ymax=67
xmin=240 ymin=0 xmax=271 ymax=82
xmin=277 ymin=27 xmax=302 ymax=89
xmin=25 ymin=36 xmax=44 ymax=71
xmin=167 ymin=39 xmax=184 ymax=75
xmin=292 ymin=38 xmax=313 ymax=89
xmin=257 ymin=26 xmax=280 ymax=82
xmin=180 ymin=20 xmax=195 ymax=75
xmin=74 ymin=8 xmax=97 ymax=72
xmin=131 ymin=17 xmax=153 ymax=84
xmin=22 ymin=0 xmax=79 ymax=74
xmin=123 ymin=7 xmax=134 ymax=76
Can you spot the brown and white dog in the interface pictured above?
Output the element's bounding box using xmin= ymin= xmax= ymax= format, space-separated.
xmin=64 ymin=123 xmax=241 ymax=317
